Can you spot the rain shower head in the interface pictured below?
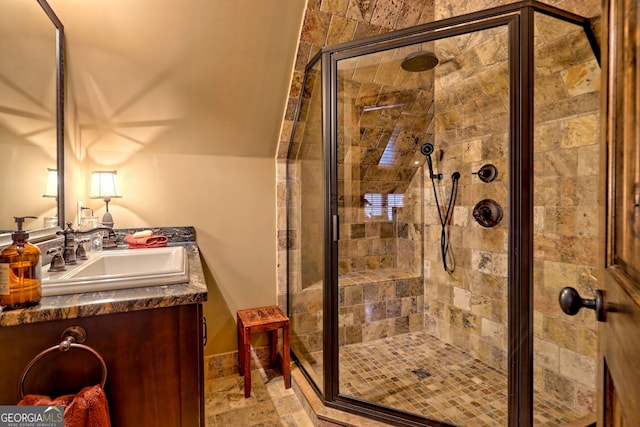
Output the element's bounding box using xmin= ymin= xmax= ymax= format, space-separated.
xmin=401 ymin=51 xmax=439 ymax=72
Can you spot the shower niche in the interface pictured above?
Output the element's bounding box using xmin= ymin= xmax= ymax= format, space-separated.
xmin=286 ymin=2 xmax=600 ymax=426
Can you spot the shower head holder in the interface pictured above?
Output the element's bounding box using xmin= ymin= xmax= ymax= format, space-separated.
xmin=426 ymin=157 xmax=442 ymax=180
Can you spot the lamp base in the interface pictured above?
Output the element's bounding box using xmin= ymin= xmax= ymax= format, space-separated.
xmin=100 ymin=211 xmax=117 ymax=248
xmin=102 ymin=237 xmax=118 ymax=249
xmin=101 ymin=211 xmax=115 ymax=229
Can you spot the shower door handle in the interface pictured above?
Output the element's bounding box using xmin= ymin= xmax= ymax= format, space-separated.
xmin=558 ymin=287 xmax=605 ymax=322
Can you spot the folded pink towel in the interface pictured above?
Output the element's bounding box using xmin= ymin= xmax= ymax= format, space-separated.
xmin=19 ymin=384 xmax=110 ymax=427
xmin=124 ymin=234 xmax=168 ymax=248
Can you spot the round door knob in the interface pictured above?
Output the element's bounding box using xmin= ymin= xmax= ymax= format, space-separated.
xmin=558 ymin=287 xmax=605 ymax=322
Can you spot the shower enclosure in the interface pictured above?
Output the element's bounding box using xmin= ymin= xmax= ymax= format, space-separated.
xmin=285 ymin=2 xmax=600 ymax=426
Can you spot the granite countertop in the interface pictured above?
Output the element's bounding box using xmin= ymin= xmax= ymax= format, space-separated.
xmin=0 ymin=228 xmax=208 ymax=328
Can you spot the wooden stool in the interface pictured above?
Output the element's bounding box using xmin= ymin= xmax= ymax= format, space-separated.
xmin=237 ymin=305 xmax=291 ymax=398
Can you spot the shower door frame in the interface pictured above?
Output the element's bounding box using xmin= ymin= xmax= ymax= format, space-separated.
xmin=288 ymin=2 xmax=600 ymax=426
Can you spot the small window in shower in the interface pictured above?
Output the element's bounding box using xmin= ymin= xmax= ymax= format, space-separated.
xmin=363 ymin=193 xmax=404 ymax=220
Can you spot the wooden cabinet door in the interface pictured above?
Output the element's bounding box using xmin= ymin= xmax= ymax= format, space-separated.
xmin=599 ymin=0 xmax=640 ymax=425
xmin=0 ymin=305 xmax=204 ymax=427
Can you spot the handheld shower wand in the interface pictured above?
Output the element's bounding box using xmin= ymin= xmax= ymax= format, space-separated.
xmin=421 ymin=143 xmax=443 ymax=180
xmin=421 ymin=143 xmax=460 ymax=273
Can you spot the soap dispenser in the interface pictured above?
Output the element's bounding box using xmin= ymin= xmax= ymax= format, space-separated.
xmin=0 ymin=216 xmax=42 ymax=310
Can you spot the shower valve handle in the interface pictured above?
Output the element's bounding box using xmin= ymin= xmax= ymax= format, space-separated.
xmin=472 ymin=164 xmax=498 ymax=183
xmin=558 ymin=287 xmax=605 ymax=322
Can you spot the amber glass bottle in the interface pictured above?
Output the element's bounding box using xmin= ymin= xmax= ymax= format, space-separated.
xmin=0 ymin=217 xmax=42 ymax=310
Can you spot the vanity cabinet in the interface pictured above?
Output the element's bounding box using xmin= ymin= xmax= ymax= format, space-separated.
xmin=0 ymin=303 xmax=205 ymax=426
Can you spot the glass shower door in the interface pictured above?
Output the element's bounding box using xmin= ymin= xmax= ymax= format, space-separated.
xmin=531 ymin=11 xmax=600 ymax=425
xmin=334 ymin=24 xmax=512 ymax=426
xmin=286 ymin=59 xmax=325 ymax=394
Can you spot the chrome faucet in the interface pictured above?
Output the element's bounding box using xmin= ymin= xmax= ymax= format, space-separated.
xmin=56 ymin=222 xmax=116 ymax=265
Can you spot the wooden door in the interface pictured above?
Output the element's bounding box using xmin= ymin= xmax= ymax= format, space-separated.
xmin=598 ymin=0 xmax=640 ymax=425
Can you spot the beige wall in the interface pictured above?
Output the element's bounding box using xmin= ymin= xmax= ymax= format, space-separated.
xmin=52 ymin=0 xmax=306 ymax=355
xmin=73 ymin=151 xmax=277 ymax=355
xmin=115 ymin=153 xmax=277 ymax=356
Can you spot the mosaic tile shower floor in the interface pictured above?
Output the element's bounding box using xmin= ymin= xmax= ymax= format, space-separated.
xmin=305 ymin=331 xmax=592 ymax=426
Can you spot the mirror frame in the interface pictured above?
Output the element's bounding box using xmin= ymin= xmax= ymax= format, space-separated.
xmin=38 ymin=0 xmax=65 ymax=229
xmin=0 ymin=0 xmax=64 ymax=245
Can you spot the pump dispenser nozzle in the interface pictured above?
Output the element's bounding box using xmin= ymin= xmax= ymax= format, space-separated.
xmin=12 ymin=216 xmax=37 ymax=241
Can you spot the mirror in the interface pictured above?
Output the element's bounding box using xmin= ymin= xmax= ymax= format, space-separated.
xmin=0 ymin=0 xmax=64 ymax=236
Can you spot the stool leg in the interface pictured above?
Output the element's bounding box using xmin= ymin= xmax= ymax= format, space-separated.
xmin=237 ymin=317 xmax=244 ymax=376
xmin=242 ymin=326 xmax=252 ymax=398
xmin=269 ymin=329 xmax=278 ymax=368
xmin=283 ymin=321 xmax=291 ymax=389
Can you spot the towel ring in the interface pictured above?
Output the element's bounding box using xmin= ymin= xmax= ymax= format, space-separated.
xmin=19 ymin=326 xmax=107 ymax=398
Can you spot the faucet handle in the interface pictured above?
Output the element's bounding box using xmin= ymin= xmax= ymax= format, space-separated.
xmin=46 ymin=246 xmax=62 ymax=256
xmin=76 ymin=239 xmax=89 ymax=260
xmin=47 ymin=246 xmax=66 ymax=272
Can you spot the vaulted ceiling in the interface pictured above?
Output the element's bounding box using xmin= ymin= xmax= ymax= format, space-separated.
xmin=51 ymin=0 xmax=306 ymax=159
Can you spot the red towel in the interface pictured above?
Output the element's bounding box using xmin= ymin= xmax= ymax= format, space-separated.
xmin=19 ymin=384 xmax=110 ymax=427
xmin=124 ymin=234 xmax=168 ymax=248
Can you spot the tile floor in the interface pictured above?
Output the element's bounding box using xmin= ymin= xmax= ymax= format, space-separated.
xmin=208 ymin=331 xmax=594 ymax=426
xmin=205 ymin=368 xmax=313 ymax=427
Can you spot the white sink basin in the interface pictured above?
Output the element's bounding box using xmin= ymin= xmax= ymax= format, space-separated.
xmin=41 ymin=246 xmax=188 ymax=296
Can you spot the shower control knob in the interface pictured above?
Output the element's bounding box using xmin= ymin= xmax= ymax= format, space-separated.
xmin=472 ymin=199 xmax=503 ymax=227
xmin=472 ymin=164 xmax=498 ymax=183
xmin=558 ymin=287 xmax=605 ymax=322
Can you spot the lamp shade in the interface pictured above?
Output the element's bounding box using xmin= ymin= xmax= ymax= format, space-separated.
xmin=43 ymin=168 xmax=58 ymax=198
xmin=90 ymin=170 xmax=122 ymax=199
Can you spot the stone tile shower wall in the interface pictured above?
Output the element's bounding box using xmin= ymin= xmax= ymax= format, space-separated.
xmin=337 ymin=167 xmax=425 ymax=346
xmin=422 ymin=2 xmax=601 ymax=416
xmin=336 ymin=53 xmax=431 ymax=279
xmin=422 ymin=25 xmax=511 ymax=374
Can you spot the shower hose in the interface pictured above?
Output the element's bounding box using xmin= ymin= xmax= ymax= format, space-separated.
xmin=429 ymin=172 xmax=460 ymax=273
